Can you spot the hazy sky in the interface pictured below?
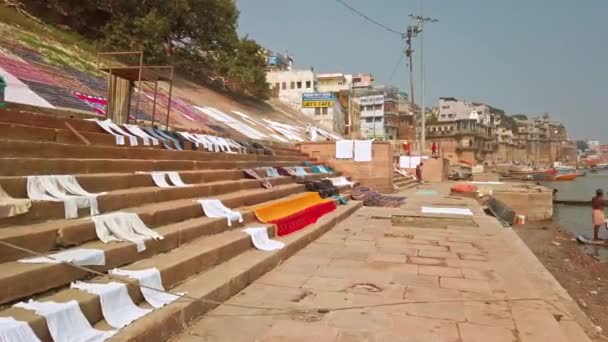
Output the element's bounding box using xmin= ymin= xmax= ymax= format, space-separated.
xmin=236 ymin=0 xmax=607 ymax=139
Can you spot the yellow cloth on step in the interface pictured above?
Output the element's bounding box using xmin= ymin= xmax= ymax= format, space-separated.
xmin=254 ymin=192 xmax=331 ymax=223
xmin=0 ymin=185 xmax=32 ymax=218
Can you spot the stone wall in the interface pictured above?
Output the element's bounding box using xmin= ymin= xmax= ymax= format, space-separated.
xmin=297 ymin=141 xmax=394 ymax=193
xmin=491 ymin=184 xmax=553 ymax=221
xmin=420 ymin=157 xmax=450 ymax=183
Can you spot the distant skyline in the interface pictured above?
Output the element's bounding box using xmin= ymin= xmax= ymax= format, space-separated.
xmin=236 ymin=0 xmax=607 ymax=139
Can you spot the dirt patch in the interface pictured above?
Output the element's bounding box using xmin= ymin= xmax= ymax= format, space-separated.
xmin=347 ymin=283 xmax=383 ymax=293
xmin=514 ymin=221 xmax=608 ymax=334
xmin=391 ymin=215 xmax=478 ymax=229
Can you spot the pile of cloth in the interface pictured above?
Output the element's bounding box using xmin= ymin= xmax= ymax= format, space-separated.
xmin=351 ymin=186 xmax=406 ymax=208
xmin=254 ymin=192 xmax=336 ymax=236
xmin=302 ymin=180 xmax=339 ymax=199
xmin=242 ymin=169 xmax=272 ymax=189
xmin=0 ymin=184 xmax=31 ymax=218
xmin=303 ymin=161 xmax=332 ymax=174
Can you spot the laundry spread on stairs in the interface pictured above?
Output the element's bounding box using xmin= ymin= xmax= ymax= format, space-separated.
xmin=27 ymin=175 xmax=103 ymax=219
xmin=138 ymin=171 xmax=191 ymax=188
xmin=13 ymin=300 xmax=116 ymax=342
xmin=354 ymin=140 xmax=373 ymax=162
xmin=197 ymin=199 xmax=243 ymax=227
xmin=326 ymin=176 xmax=354 ymax=188
xmin=265 ymin=167 xmax=280 ymax=178
xmin=335 ymin=140 xmax=354 ymax=159
xmin=242 ymin=227 xmax=285 ymax=251
xmin=351 ymin=186 xmax=406 ymax=208
xmin=70 ymin=281 xmax=152 ymax=329
xmin=303 ymin=180 xmax=339 ymax=199
xmin=18 ymin=248 xmax=106 ymax=265
xmin=294 ymin=167 xmax=308 ymax=176
xmin=421 ymin=206 xmax=473 ymax=216
xmin=109 ymin=268 xmax=181 ymax=308
xmin=254 ymin=192 xmax=337 ymax=237
xmin=91 ymin=212 xmax=163 ymax=252
xmin=0 ymin=184 xmax=31 ymax=218
xmin=0 ymin=316 xmax=41 ymax=342
xmin=277 ymin=167 xmax=296 ymax=177
xmin=242 ymin=169 xmax=273 ymax=189
xmin=123 ymin=124 xmax=160 ymax=146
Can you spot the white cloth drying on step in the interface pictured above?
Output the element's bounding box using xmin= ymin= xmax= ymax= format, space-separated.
xmin=18 ymin=248 xmax=106 ymax=265
xmin=71 ymin=281 xmax=151 ymax=329
xmin=242 ymin=227 xmax=285 ymax=251
xmin=93 ymin=119 xmax=125 ymax=145
xmin=0 ymin=316 xmax=41 ymax=342
xmin=123 ymin=125 xmax=159 ymax=146
xmin=197 ymin=199 xmax=243 ymax=227
xmin=335 ymin=140 xmax=354 ymax=159
xmin=265 ymin=167 xmax=280 ymax=178
xmin=167 ymin=172 xmax=191 ymax=187
xmin=421 ymin=206 xmax=473 ymax=216
xmin=105 ymin=120 xmax=138 ymax=146
xmin=109 ymin=268 xmax=181 ymax=308
xmin=294 ymin=167 xmax=308 ymax=176
xmin=27 ymin=175 xmax=103 ymax=219
xmin=13 ymin=300 xmax=115 ymax=342
xmin=92 ymin=212 xmax=163 ymax=252
xmin=354 ymin=140 xmax=372 ymax=162
xmin=326 ymin=177 xmax=354 ymax=188
xmin=150 ymin=172 xmax=172 ymax=188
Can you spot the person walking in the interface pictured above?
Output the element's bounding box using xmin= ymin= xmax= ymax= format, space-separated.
xmin=431 ymin=142 xmax=437 ymax=157
xmin=416 ymin=162 xmax=423 ymax=184
xmin=591 ymin=189 xmax=606 ymax=241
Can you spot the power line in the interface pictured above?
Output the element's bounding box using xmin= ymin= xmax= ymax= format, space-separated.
xmin=334 ymin=0 xmax=403 ymax=36
xmin=387 ymin=52 xmax=405 ymax=83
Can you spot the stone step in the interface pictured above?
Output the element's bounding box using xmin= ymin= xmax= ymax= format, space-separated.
xmin=0 ymin=157 xmax=312 ymax=176
xmin=109 ymin=201 xmax=362 ymax=342
xmin=0 ymin=182 xmax=308 ymax=265
xmin=0 ymin=175 xmax=302 ymax=227
xmin=0 ymin=183 xmax=339 ymax=305
xmin=0 ymin=224 xmax=280 ymax=341
xmin=0 ymin=167 xmax=330 ymax=198
xmin=0 ymin=139 xmax=306 ymax=162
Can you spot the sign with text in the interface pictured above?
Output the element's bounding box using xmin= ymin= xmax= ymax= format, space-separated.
xmin=359 ymin=95 xmax=384 ymax=105
xmin=302 ymin=92 xmax=334 ymax=108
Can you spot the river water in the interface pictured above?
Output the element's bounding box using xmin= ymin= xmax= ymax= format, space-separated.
xmin=541 ymin=171 xmax=608 ymax=261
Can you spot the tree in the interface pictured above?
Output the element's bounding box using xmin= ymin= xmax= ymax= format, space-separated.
xmin=576 ymin=140 xmax=589 ymax=151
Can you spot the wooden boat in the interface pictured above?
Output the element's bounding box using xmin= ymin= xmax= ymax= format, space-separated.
xmin=577 ymin=235 xmax=608 ymax=246
xmin=552 ymin=173 xmax=578 ymax=181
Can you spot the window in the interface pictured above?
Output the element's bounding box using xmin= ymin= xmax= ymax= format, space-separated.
xmin=290 ymin=82 xmax=295 ymax=89
xmin=296 ymin=81 xmax=302 ymax=89
xmin=322 ymin=107 xmax=328 ymax=115
xmin=366 ymin=105 xmax=373 ymax=111
xmin=359 ymin=105 xmax=364 ymax=111
xmin=274 ymin=83 xmax=280 ymax=89
xmin=281 ymin=82 xmax=286 ymax=90
xmin=365 ymin=117 xmax=373 ymax=123
xmin=375 ymin=117 xmax=382 ymax=122
xmin=314 ymin=107 xmax=321 ymax=115
xmin=442 ymin=105 xmax=450 ymax=109
xmin=306 ymin=81 xmax=311 ymax=88
xmin=374 ymin=104 xmax=382 ymax=111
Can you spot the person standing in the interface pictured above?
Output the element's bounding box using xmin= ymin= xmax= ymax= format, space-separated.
xmin=416 ymin=162 xmax=423 ymax=183
xmin=431 ymin=142 xmax=437 ymax=157
xmin=591 ymin=189 xmax=606 ymax=241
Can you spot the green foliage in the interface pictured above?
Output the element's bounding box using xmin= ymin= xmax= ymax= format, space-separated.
xmin=23 ymin=0 xmax=270 ymax=99
xmin=576 ymin=140 xmax=589 ymax=151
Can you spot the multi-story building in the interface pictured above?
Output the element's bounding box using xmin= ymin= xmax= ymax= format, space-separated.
xmin=266 ymin=69 xmax=316 ymax=111
xmin=438 ymin=97 xmax=491 ymax=124
xmin=397 ymin=92 xmax=416 ymax=141
xmin=300 ymin=92 xmax=345 ymax=134
xmin=316 ymin=73 xmax=351 ymax=93
xmin=353 ymin=86 xmax=400 ymax=140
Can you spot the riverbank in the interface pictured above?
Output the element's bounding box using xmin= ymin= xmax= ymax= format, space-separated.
xmin=514 ymin=220 xmax=608 ymax=335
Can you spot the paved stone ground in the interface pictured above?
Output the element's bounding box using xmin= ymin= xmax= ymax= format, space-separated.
xmin=171 ymin=185 xmax=599 ymax=341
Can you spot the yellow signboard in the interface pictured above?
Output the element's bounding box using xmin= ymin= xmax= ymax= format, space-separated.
xmin=302 ymin=100 xmax=333 ymax=108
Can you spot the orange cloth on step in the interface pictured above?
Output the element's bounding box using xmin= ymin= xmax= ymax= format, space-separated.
xmin=254 ymin=192 xmax=332 ymax=223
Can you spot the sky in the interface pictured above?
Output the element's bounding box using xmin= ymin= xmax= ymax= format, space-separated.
xmin=236 ymin=0 xmax=607 ymax=139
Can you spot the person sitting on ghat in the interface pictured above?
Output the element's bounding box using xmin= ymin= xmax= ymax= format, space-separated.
xmin=591 ymin=189 xmax=606 ymax=241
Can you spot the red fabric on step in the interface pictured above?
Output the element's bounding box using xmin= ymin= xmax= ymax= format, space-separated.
xmin=271 ymin=201 xmax=337 ymax=237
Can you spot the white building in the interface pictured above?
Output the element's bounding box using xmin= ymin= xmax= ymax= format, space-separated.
xmin=316 ymin=73 xmax=351 ymax=93
xmin=438 ymin=97 xmax=491 ymax=124
xmin=358 ymin=94 xmax=385 ymax=138
xmin=266 ymin=69 xmax=316 ymax=111
xmin=300 ymin=92 xmax=345 ymax=135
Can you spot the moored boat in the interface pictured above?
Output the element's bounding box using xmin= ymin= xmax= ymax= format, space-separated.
xmin=553 ymin=173 xmax=578 ymax=181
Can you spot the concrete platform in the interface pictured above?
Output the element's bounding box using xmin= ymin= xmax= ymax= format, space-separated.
xmin=171 ymin=185 xmax=597 ymax=341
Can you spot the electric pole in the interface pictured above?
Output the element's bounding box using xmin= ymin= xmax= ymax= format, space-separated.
xmin=410 ymin=2 xmax=438 ymax=155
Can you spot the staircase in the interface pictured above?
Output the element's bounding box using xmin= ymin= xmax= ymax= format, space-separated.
xmin=393 ymin=170 xmax=417 ymax=191
xmin=0 ymin=108 xmax=362 ymax=341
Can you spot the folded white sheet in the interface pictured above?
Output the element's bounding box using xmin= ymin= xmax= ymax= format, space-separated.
xmin=109 ymin=268 xmax=181 ymax=308
xmin=242 ymin=227 xmax=285 ymax=251
xmin=326 ymin=176 xmax=354 ymax=188
xmin=18 ymin=248 xmax=106 ymax=265
xmin=71 ymin=281 xmax=151 ymax=329
xmin=0 ymin=316 xmax=41 ymax=342
xmin=335 ymin=140 xmax=354 ymax=159
xmin=421 ymin=206 xmax=473 ymax=216
xmin=92 ymin=212 xmax=163 ymax=252
xmin=13 ymin=300 xmax=115 ymax=342
xmin=197 ymin=199 xmax=243 ymax=227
